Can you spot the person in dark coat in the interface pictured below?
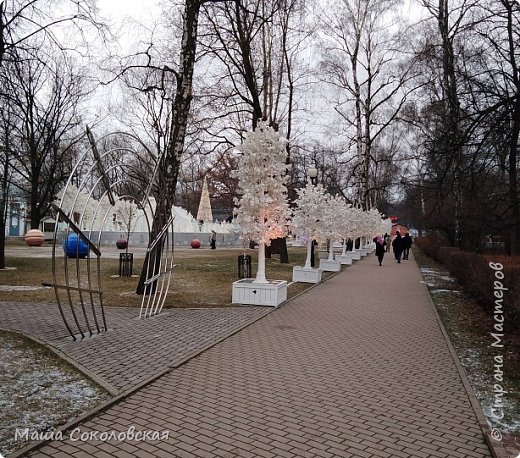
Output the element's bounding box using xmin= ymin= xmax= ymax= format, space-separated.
xmin=210 ymin=230 xmax=217 ymax=249
xmin=375 ymin=236 xmax=386 ymax=266
xmin=392 ymin=231 xmax=404 ymax=263
xmin=402 ymin=233 xmax=412 ymax=260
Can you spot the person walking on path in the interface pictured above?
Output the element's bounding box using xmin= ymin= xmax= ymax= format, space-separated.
xmin=392 ymin=231 xmax=404 ymax=263
xmin=210 ymin=230 xmax=217 ymax=249
xmin=384 ymin=233 xmax=391 ymax=252
xmin=402 ymin=233 xmax=412 ymax=260
xmin=375 ymin=235 xmax=386 ymax=266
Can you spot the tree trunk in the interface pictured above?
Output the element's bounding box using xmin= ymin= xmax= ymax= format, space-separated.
xmin=278 ymin=237 xmax=289 ymax=263
xmin=234 ymin=0 xmax=262 ymax=129
xmin=438 ymin=0 xmax=464 ymax=248
xmin=136 ymin=0 xmax=201 ymax=294
xmin=30 ymin=184 xmax=40 ymax=229
xmin=254 ymin=240 xmax=267 ymax=283
xmin=304 ymin=238 xmax=312 ymax=269
xmin=0 ymin=139 xmax=9 ymax=270
xmin=504 ymin=0 xmax=520 ymax=255
xmin=508 ymin=98 xmax=520 ymax=255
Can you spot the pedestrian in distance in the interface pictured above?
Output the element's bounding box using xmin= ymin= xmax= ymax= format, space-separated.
xmin=210 ymin=230 xmax=217 ymax=249
xmin=392 ymin=231 xmax=404 ymax=263
xmin=375 ymin=236 xmax=386 ymax=266
xmin=384 ymin=233 xmax=391 ymax=252
xmin=402 ymin=233 xmax=412 ymax=260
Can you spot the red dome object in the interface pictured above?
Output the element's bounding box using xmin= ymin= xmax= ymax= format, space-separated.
xmin=191 ymin=239 xmax=201 ymax=249
xmin=24 ymin=229 xmax=45 ymax=247
xmin=116 ymin=239 xmax=128 ymax=249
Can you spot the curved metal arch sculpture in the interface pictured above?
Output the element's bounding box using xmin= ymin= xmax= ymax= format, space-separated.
xmin=50 ymin=128 xmax=175 ymax=340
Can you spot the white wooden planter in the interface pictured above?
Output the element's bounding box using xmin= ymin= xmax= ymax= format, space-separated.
xmin=364 ymin=245 xmax=375 ymax=254
xmin=232 ymin=279 xmax=287 ymax=307
xmin=359 ymin=248 xmax=368 ymax=257
xmin=336 ymin=254 xmax=353 ymax=265
xmin=350 ymin=251 xmax=361 ymax=260
xmin=292 ymin=266 xmax=322 ymax=283
xmin=319 ymin=259 xmax=342 ymax=272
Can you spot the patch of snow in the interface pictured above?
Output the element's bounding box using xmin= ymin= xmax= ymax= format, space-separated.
xmin=419 ymin=280 xmax=436 ymax=287
xmin=0 ymin=285 xmax=51 ymax=291
xmin=420 ymin=268 xmax=442 ymax=275
xmin=0 ymin=332 xmax=110 ymax=456
xmin=430 ymin=289 xmax=462 ymax=294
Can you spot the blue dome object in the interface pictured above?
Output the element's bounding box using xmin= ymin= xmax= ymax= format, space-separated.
xmin=63 ymin=233 xmax=89 ymax=258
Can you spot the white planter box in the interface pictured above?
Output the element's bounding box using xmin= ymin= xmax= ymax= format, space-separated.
xmin=292 ymin=266 xmax=322 ymax=283
xmin=364 ymin=245 xmax=375 ymax=254
xmin=350 ymin=251 xmax=361 ymax=260
xmin=319 ymin=259 xmax=342 ymax=272
xmin=318 ymin=250 xmax=328 ymax=259
xmin=232 ymin=279 xmax=287 ymax=307
xmin=336 ymin=254 xmax=353 ymax=265
xmin=358 ymin=248 xmax=368 ymax=257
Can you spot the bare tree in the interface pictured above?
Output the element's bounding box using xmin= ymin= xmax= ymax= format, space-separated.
xmin=0 ymin=0 xmax=104 ymax=67
xmin=2 ymin=52 xmax=89 ymax=229
xmin=319 ymin=0 xmax=418 ymax=210
xmin=0 ymin=98 xmax=13 ymax=269
xmin=135 ymin=0 xmax=230 ymax=293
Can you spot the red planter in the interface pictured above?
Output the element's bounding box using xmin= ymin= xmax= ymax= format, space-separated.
xmin=191 ymin=239 xmax=201 ymax=249
xmin=24 ymin=229 xmax=45 ymax=247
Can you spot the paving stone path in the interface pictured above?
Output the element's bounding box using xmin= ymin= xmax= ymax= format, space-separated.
xmin=0 ymin=303 xmax=270 ymax=392
xmin=2 ymin=253 xmax=499 ymax=457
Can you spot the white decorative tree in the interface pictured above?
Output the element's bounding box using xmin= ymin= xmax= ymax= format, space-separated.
xmin=322 ymin=194 xmax=349 ymax=261
xmin=291 ymin=182 xmax=330 ymax=268
xmin=381 ymin=217 xmax=392 ymax=237
xmin=232 ymin=121 xmax=290 ymax=284
xmin=365 ymin=208 xmax=383 ymax=244
xmin=339 ymin=204 xmax=355 ymax=256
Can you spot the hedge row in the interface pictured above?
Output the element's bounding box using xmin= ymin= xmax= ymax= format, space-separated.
xmin=415 ymin=237 xmax=520 ymax=331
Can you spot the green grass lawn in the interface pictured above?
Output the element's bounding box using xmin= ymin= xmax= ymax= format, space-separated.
xmin=0 ymin=246 xmax=334 ymax=308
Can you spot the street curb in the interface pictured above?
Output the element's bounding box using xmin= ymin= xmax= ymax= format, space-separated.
xmin=413 ymin=251 xmax=511 ymax=458
xmin=7 ymin=255 xmax=364 ymax=457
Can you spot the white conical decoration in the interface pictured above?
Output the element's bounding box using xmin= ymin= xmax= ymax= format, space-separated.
xmin=196 ymin=177 xmax=213 ymax=223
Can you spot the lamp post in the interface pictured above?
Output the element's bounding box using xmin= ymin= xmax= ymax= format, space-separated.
xmin=308 ymin=166 xmax=318 ymax=185
xmin=307 ymin=166 xmax=318 ymax=267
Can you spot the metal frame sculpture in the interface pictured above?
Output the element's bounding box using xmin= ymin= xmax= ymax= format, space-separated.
xmin=50 ymin=128 xmax=175 ymax=340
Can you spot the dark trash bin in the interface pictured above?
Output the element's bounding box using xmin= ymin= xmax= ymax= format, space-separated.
xmin=119 ymin=252 xmax=133 ymax=277
xmin=238 ymin=255 xmax=252 ymax=279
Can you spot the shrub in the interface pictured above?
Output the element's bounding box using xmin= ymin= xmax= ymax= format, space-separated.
xmin=483 ymin=255 xmax=520 ymax=330
xmin=437 ymin=247 xmax=460 ymax=265
xmin=417 ymin=239 xmax=520 ymax=332
xmin=415 ymin=237 xmax=440 ymax=260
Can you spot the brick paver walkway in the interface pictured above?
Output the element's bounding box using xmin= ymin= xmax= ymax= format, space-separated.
xmin=0 ymin=303 xmax=270 ymax=392
xmin=7 ymin=252 xmax=496 ymax=457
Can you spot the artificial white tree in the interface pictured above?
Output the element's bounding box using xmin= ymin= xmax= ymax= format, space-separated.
xmin=291 ymin=182 xmax=330 ymax=268
xmin=381 ymin=217 xmax=393 ymax=237
xmin=339 ymin=204 xmax=355 ymax=256
xmin=323 ymin=194 xmax=349 ymax=261
xmin=365 ymin=208 xmax=383 ymax=243
xmin=232 ymin=122 xmax=290 ymax=284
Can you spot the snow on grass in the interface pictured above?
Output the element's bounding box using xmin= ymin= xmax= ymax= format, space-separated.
xmin=0 ymin=331 xmax=111 ymax=456
xmin=416 ymin=249 xmax=520 ymax=445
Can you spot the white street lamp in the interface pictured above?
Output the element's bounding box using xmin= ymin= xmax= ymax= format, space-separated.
xmin=308 ymin=167 xmax=318 ymax=185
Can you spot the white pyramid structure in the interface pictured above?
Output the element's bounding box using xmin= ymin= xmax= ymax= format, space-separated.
xmin=196 ymin=177 xmax=213 ymax=223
